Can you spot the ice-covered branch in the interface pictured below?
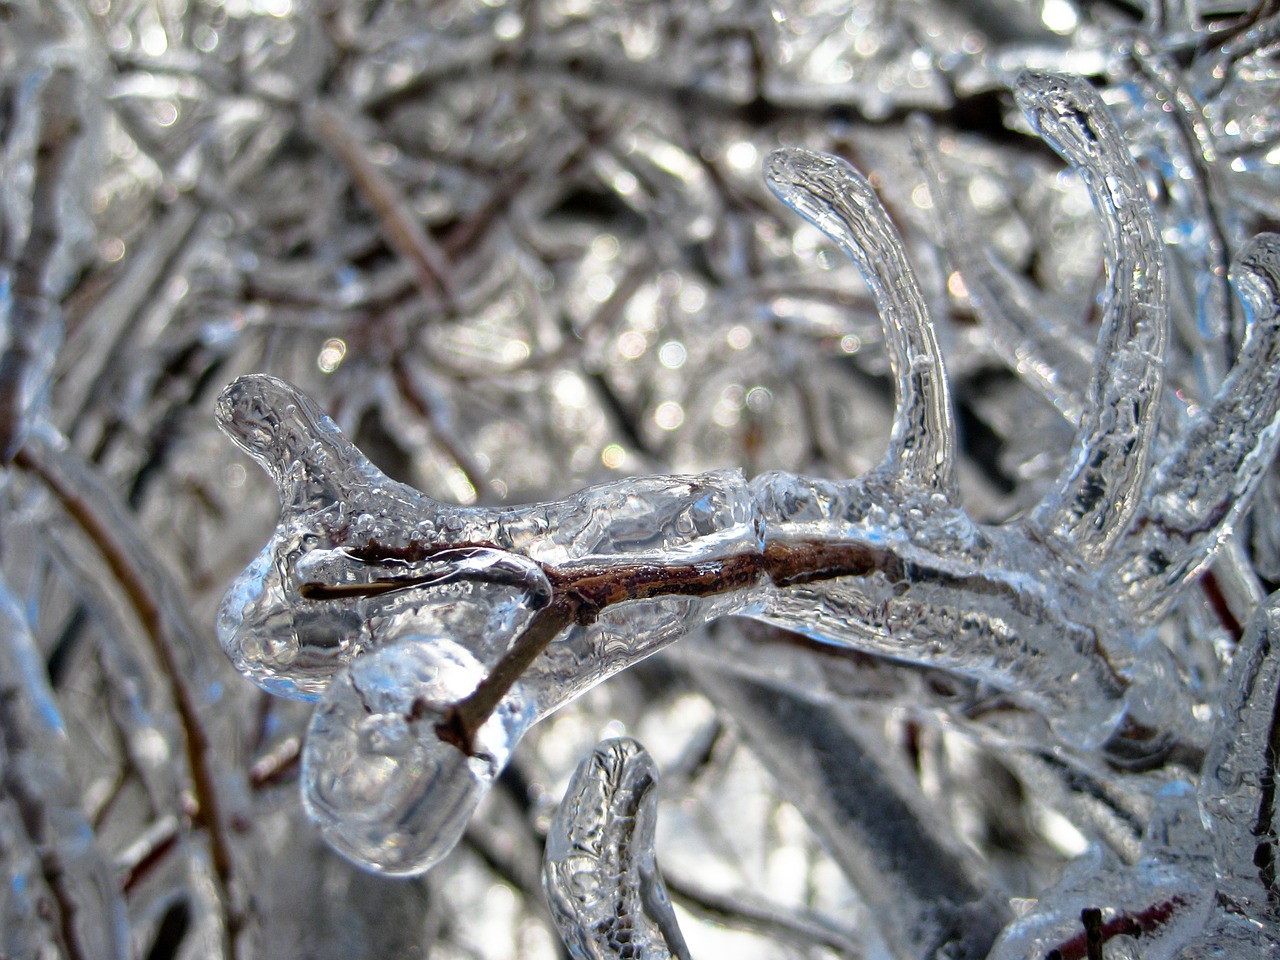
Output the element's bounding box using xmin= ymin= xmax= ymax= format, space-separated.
xmin=15 ymin=429 xmax=248 ymax=954
xmin=990 ymin=591 xmax=1280 ymax=958
xmin=9 ymin=0 xmax=1280 ymax=955
xmin=214 ymin=73 xmax=1280 ymax=881
xmin=1114 ymin=233 xmax=1280 ymax=620
xmin=765 ymin=148 xmax=958 ymax=497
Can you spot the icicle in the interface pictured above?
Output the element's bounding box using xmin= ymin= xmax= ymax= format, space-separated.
xmin=544 ymin=738 xmax=691 ymax=960
xmin=765 ymin=148 xmax=958 ymax=498
xmin=301 ymin=633 xmax=525 ymax=875
xmin=1021 ymin=71 xmax=1168 ymax=563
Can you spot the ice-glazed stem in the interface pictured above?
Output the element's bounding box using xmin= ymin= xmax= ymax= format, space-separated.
xmin=1198 ymin=591 xmax=1280 ymax=918
xmin=445 ymin=533 xmax=975 ymax=756
xmin=0 ymin=583 xmax=129 ymax=960
xmin=1020 ymin=72 xmax=1167 ymax=564
xmin=308 ymin=102 xmax=457 ymax=307
xmin=765 ymin=148 xmax=958 ymax=498
xmin=0 ymin=794 xmax=63 ymax=959
xmin=544 ymin=738 xmax=692 ymax=960
xmin=1113 ymin=234 xmax=1280 ymax=621
xmin=215 ymin=374 xmax=764 ymax=698
xmin=299 ymin=586 xmax=747 ymax=875
xmin=908 ymin=115 xmax=1092 ymax=422
xmin=221 ymin=373 xmax=1156 ymax=759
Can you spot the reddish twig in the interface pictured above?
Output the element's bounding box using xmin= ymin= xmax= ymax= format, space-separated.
xmin=436 ymin=538 xmax=885 ymax=753
xmin=1045 ymin=897 xmax=1190 ymax=960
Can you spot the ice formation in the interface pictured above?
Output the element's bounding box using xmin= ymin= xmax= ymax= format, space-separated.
xmin=543 ymin=738 xmax=690 ymax=960
xmin=216 ymin=69 xmax=1280 ymax=952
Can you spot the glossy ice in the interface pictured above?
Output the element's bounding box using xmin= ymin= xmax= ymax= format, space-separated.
xmin=544 ymin=738 xmax=690 ymax=960
xmin=215 ymin=373 xmax=759 ymax=699
xmin=216 ymin=71 xmax=1280 ymax=876
xmin=303 ymin=634 xmax=528 ymax=874
xmin=989 ymin=592 xmax=1280 ymax=958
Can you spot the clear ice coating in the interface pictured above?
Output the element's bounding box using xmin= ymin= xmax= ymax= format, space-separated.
xmin=543 ymin=738 xmax=691 ymax=960
xmin=215 ymin=373 xmax=758 ymax=699
xmin=1016 ymin=72 xmax=1167 ymax=565
xmin=216 ymin=71 xmax=1280 ymax=877
xmin=303 ymin=634 xmax=529 ymax=875
xmin=989 ymin=591 xmax=1280 ymax=959
xmin=986 ymin=781 xmax=1217 ymax=960
xmin=1197 ymin=592 xmax=1280 ymax=926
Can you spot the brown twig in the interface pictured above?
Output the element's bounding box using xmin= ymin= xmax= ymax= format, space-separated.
xmin=14 ymin=436 xmax=244 ymax=958
xmin=309 ymin=101 xmax=458 ymax=310
xmin=436 ymin=539 xmax=883 ymax=753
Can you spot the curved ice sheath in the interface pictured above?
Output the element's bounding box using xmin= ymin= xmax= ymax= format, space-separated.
xmin=543 ymin=738 xmax=691 ymax=960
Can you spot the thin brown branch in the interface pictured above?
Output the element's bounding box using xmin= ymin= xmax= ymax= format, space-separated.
xmin=309 ymin=101 xmax=458 ymax=309
xmin=437 ymin=539 xmax=883 ymax=752
xmin=14 ymin=435 xmax=244 ymax=958
xmin=1044 ymin=898 xmax=1192 ymax=960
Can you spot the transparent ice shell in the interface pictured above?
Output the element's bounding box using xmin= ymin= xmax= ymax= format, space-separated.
xmin=303 ymin=634 xmax=530 ymax=876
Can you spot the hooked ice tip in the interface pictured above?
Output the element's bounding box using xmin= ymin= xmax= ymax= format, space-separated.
xmin=215 ymin=374 xmax=294 ymax=447
xmin=765 ymin=147 xmax=870 ymax=196
xmin=213 ymin=374 xmax=341 ymax=474
xmin=1012 ymin=72 xmax=1106 ymax=163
